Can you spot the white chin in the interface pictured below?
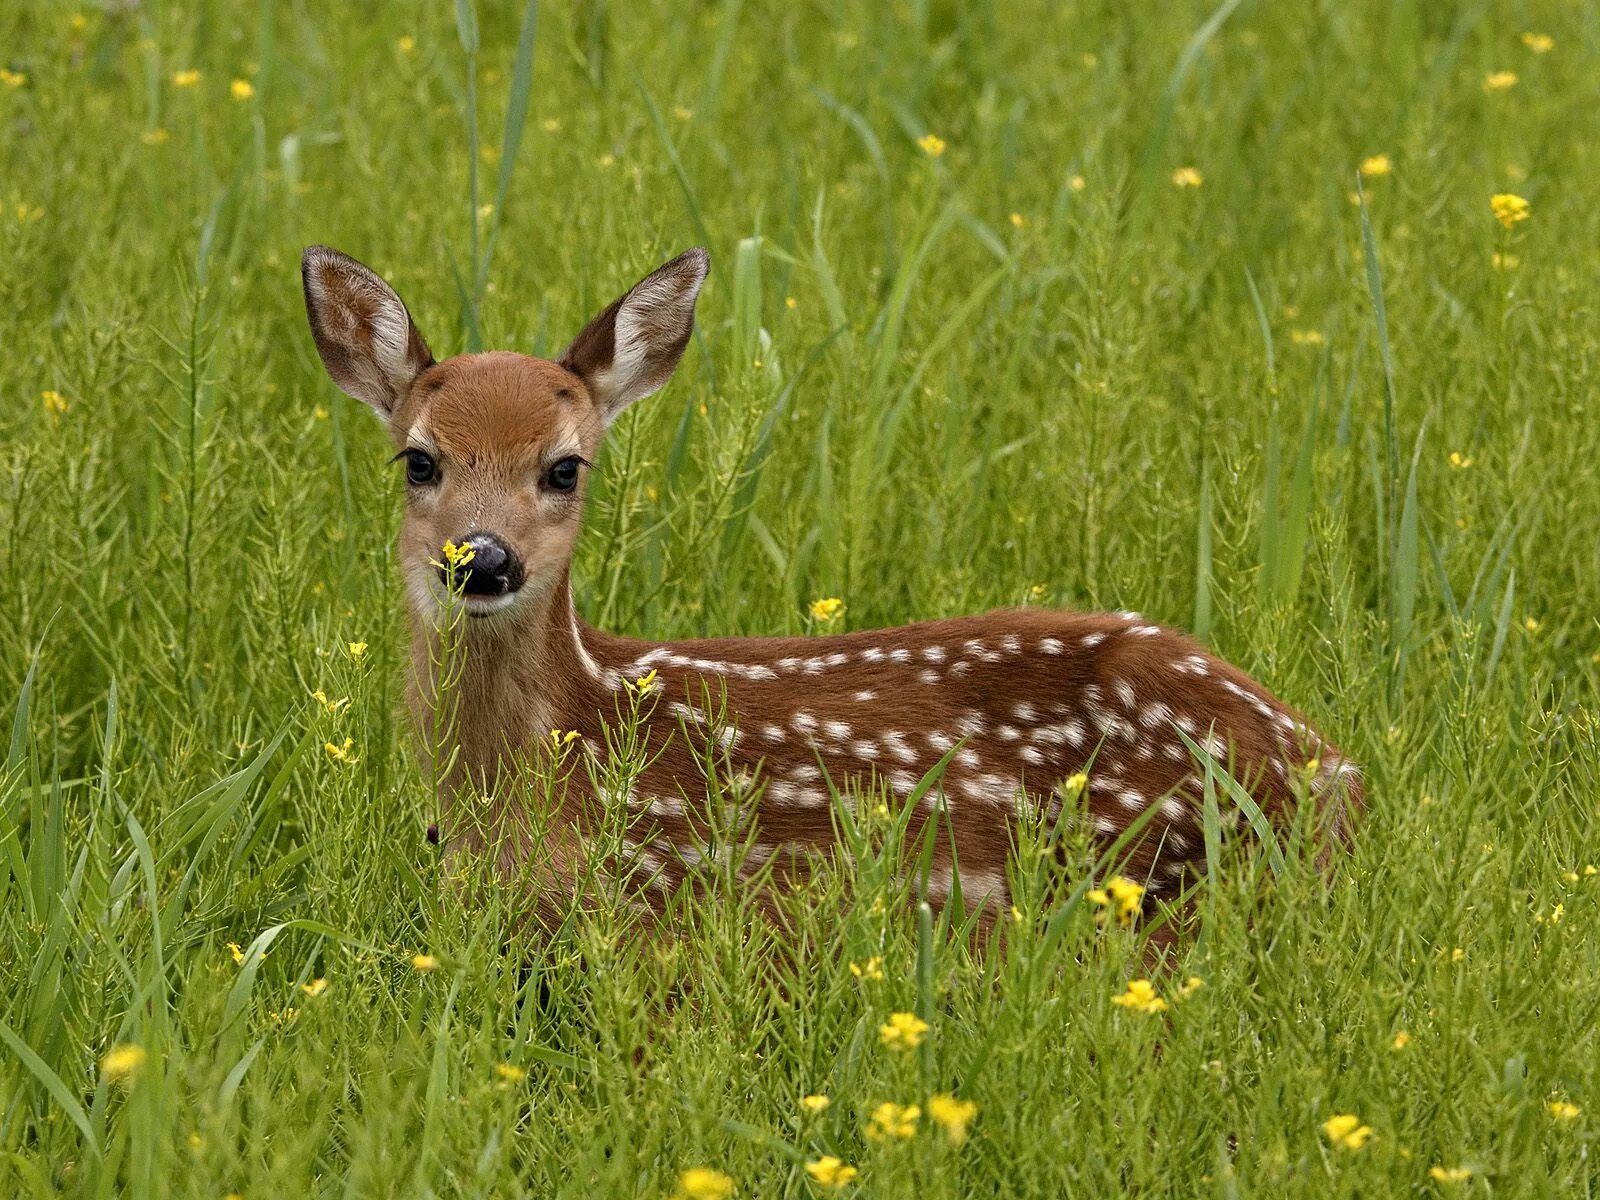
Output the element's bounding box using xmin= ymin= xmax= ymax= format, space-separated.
xmin=462 ymin=592 xmax=519 ymax=620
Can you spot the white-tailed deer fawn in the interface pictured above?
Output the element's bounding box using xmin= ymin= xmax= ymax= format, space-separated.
xmin=302 ymin=244 xmax=1361 ymax=933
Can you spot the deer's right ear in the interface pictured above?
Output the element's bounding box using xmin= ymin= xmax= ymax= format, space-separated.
xmin=301 ymin=245 xmax=434 ymax=420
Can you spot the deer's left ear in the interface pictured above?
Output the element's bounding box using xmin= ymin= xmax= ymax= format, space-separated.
xmin=560 ymin=248 xmax=708 ymax=423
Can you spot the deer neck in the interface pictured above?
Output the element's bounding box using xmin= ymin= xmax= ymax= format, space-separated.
xmin=407 ymin=568 xmax=610 ymax=795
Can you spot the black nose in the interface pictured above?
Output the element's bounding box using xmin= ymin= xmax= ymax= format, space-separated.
xmin=440 ymin=533 xmax=525 ymax=597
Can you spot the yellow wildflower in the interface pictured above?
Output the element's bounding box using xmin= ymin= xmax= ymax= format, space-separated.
xmin=1177 ymin=975 xmax=1205 ymax=999
xmin=41 ymin=390 xmax=69 ymax=417
xmin=1322 ymin=1113 xmax=1375 ymax=1151
xmin=1062 ymin=771 xmax=1089 ymax=797
xmin=99 ymin=1044 xmax=147 ymax=1083
xmin=1448 ymin=451 xmax=1472 ymax=469
xmin=397 ymin=35 xmax=416 ymax=55
xmin=267 ymin=1007 xmax=298 ymax=1026
xmin=848 ymin=956 xmax=884 ymax=982
xmin=1450 ymin=946 xmax=1466 ymax=962
xmin=1521 ymin=33 xmax=1554 ymax=54
xmin=1391 ymin=1030 xmax=1411 ymax=1051
xmin=865 ymin=1101 xmax=920 ymax=1142
xmin=301 ymin=978 xmax=329 ymax=998
xmin=801 ymin=1094 xmax=831 ymax=1114
xmin=438 ymin=540 xmax=476 ymax=570
xmin=411 ymin=953 xmax=439 ymax=972
xmin=927 ymin=1093 xmax=978 ymax=1144
xmin=1586 ymin=865 xmax=1598 ymax=876
xmin=1290 ymin=329 xmax=1326 ymax=347
xmin=1069 ymin=174 xmax=1086 ymax=192
xmin=171 ymin=69 xmax=201 ymax=88
xmin=878 ymin=1011 xmax=929 ymax=1051
xmin=916 ymin=133 xmax=946 ymax=158
xmin=1549 ymin=903 xmax=1565 ymax=924
xmin=1491 ymin=193 xmax=1530 ymax=229
xmin=1429 ymin=1166 xmax=1472 ymax=1183
xmin=0 ymin=69 xmax=28 ymax=89
xmin=1548 ymin=1099 xmax=1581 ymax=1121
xmin=804 ymin=1157 xmax=858 ymax=1188
xmin=324 ymin=737 xmax=358 ymax=763
xmin=630 ymin=668 xmax=659 ymax=694
xmin=1009 ymin=212 xmax=1026 ymax=228
xmin=230 ymin=78 xmax=254 ymax=100
xmin=672 ymin=105 xmax=694 ymax=121
xmin=1359 ymin=154 xmax=1392 ymax=177
xmin=347 ymin=641 xmax=367 ymax=659
xmin=494 ymin=1062 xmax=527 ymax=1084
xmin=809 ymin=597 xmax=844 ymax=623
xmin=673 ymin=1167 xmax=735 ymax=1200
xmin=1483 ymin=70 xmax=1518 ymax=92
xmin=141 ymin=127 xmax=170 ymax=145
xmin=1111 ymin=979 xmax=1167 ymax=1014
xmin=1523 ymin=617 xmax=1540 ymax=634
xmin=310 ymin=689 xmax=349 ymax=716
xmin=1171 ymin=166 xmax=1204 ymax=188
xmin=71 ymin=14 xmax=88 ymax=32
xmin=785 ymin=296 xmax=798 ymax=310
xmin=1104 ymin=876 xmax=1145 ymax=926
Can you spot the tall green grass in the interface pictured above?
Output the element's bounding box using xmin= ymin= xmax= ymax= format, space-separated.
xmin=2 ymin=0 xmax=1598 ymax=1194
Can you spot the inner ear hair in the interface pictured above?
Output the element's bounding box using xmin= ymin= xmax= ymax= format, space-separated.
xmin=302 ymin=245 xmax=434 ymax=419
xmin=560 ymin=248 xmax=709 ymax=422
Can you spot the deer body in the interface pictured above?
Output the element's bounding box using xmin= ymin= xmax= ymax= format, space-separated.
xmin=303 ymin=245 xmax=1361 ymax=929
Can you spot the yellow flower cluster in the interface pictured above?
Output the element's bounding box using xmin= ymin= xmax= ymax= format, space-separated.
xmin=878 ymin=1011 xmax=929 ymax=1051
xmin=1110 ymin=975 xmax=1202 ymax=1015
xmin=41 ymin=390 xmax=69 ymax=417
xmin=1322 ymin=1113 xmax=1374 ymax=1151
xmin=1086 ymin=875 xmax=1145 ymax=926
xmin=1359 ymin=154 xmax=1392 ymax=177
xmin=848 ymin=956 xmax=884 ymax=982
xmin=866 ymin=1101 xmax=919 ymax=1142
xmin=804 ymin=1157 xmax=857 ymax=1188
xmin=1483 ymin=70 xmax=1518 ymax=92
xmin=917 ymin=134 xmax=946 ymax=158
xmin=1548 ymin=1099 xmax=1581 ymax=1121
xmin=1110 ymin=978 xmax=1166 ymax=1014
xmin=673 ymin=1167 xmax=734 ymax=1200
xmin=1491 ymin=193 xmax=1530 ymax=229
xmin=1521 ymin=32 xmax=1553 ymax=53
xmin=927 ymin=1093 xmax=978 ymax=1144
xmin=809 ymin=596 xmax=844 ymax=623
xmin=324 ymin=736 xmax=358 ymax=763
xmin=301 ymin=978 xmax=329 ymax=998
xmin=1171 ymin=166 xmax=1204 ymax=189
xmin=100 ymin=1044 xmax=147 ymax=1083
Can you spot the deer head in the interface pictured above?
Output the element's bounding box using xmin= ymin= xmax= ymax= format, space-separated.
xmin=301 ymin=245 xmax=708 ymax=626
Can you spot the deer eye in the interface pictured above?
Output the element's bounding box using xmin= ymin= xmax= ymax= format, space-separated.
xmin=402 ymin=449 xmax=438 ymax=486
xmin=545 ymin=456 xmax=582 ymax=493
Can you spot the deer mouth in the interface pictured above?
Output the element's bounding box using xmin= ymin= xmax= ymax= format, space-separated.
xmin=462 ymin=591 xmax=520 ymax=619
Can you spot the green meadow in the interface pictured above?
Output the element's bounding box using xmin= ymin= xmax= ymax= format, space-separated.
xmin=3 ymin=0 xmax=1599 ymax=1194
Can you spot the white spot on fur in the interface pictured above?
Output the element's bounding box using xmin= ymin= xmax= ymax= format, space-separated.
xmin=1039 ymin=637 xmax=1064 ymax=655
xmin=918 ymin=669 xmax=940 ymax=685
xmin=1080 ymin=632 xmax=1106 ymax=648
xmin=922 ymin=645 xmax=947 ymax=663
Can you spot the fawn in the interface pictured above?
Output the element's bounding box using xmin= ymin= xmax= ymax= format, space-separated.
xmin=302 ymin=244 xmax=1361 ymax=934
